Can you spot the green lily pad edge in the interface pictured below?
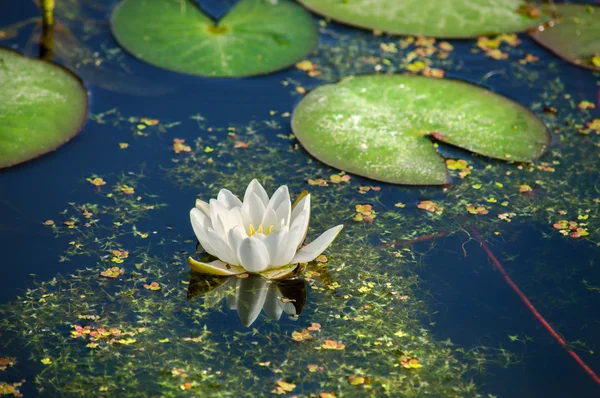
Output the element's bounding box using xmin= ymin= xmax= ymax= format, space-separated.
xmin=529 ymin=4 xmax=600 ymax=71
xmin=0 ymin=47 xmax=88 ymax=169
xmin=291 ymin=74 xmax=551 ymax=186
xmin=297 ymin=0 xmax=551 ymax=38
xmin=110 ymin=0 xmax=318 ymax=77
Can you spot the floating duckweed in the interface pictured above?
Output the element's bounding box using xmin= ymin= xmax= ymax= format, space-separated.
xmin=1 ymin=59 xmax=598 ymax=395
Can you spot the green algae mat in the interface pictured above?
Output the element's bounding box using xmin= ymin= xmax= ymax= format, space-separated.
xmin=297 ymin=0 xmax=549 ymax=38
xmin=0 ymin=48 xmax=88 ymax=169
xmin=110 ymin=0 xmax=318 ymax=77
xmin=530 ymin=4 xmax=600 ymax=71
xmin=291 ymin=74 xmax=550 ymax=185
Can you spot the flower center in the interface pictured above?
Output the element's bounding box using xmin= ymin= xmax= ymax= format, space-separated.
xmin=248 ymin=224 xmax=274 ymax=237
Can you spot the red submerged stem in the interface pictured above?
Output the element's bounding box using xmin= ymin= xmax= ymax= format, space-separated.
xmin=376 ymin=231 xmax=447 ymax=250
xmin=405 ymin=232 xmax=447 ymax=245
xmin=469 ymin=226 xmax=600 ymax=386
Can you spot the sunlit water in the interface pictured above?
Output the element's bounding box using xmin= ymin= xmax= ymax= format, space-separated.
xmin=0 ymin=1 xmax=599 ymax=397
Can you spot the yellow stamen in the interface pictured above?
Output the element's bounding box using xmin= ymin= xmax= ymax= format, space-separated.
xmin=248 ymin=224 xmax=275 ymax=237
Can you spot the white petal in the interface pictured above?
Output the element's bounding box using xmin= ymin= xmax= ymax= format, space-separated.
xmin=190 ymin=207 xmax=208 ymax=236
xmin=290 ymin=194 xmax=310 ymax=223
xmin=252 ymin=232 xmax=267 ymax=241
xmin=238 ymin=237 xmax=270 ymax=273
xmin=227 ymin=207 xmax=250 ymax=230
xmin=217 ymin=189 xmax=243 ymax=210
xmin=265 ymin=186 xmax=290 ymax=214
xmin=187 ymin=258 xmax=244 ymax=276
xmin=290 ymin=195 xmax=311 ymax=248
xmin=227 ymin=225 xmax=247 ymax=264
xmin=213 ymin=214 xmax=228 ymax=240
xmin=277 ymin=217 xmax=307 ymax=265
xmin=261 ymin=208 xmax=277 ymax=231
xmin=275 ymin=199 xmax=291 ymax=228
xmin=220 ymin=211 xmax=236 ymax=235
xmin=190 ymin=208 xmax=216 ymax=255
xmin=210 ymin=199 xmax=231 ymax=239
xmin=222 ymin=207 xmax=246 ymax=236
xmin=292 ymin=225 xmax=344 ymax=264
xmin=244 ymin=179 xmax=269 ymax=206
xmin=195 ymin=199 xmax=210 ymax=216
xmin=236 ymin=276 xmax=269 ymax=327
xmin=190 ymin=207 xmax=211 ymax=230
xmin=243 ymin=192 xmax=266 ymax=227
xmin=209 ymin=199 xmax=228 ymax=224
xmin=263 ymin=283 xmax=283 ymax=321
xmin=288 ymin=209 xmax=310 ymax=250
xmin=226 ymin=207 xmax=243 ymax=228
xmin=206 ymin=228 xmax=238 ymax=265
xmin=262 ymin=227 xmax=289 ymax=267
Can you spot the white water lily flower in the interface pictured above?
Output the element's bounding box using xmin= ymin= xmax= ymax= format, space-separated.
xmin=188 ymin=179 xmax=343 ymax=279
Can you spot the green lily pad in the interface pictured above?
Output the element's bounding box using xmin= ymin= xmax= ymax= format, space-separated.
xmin=529 ymin=4 xmax=600 ymax=71
xmin=0 ymin=48 xmax=88 ymax=169
xmin=291 ymin=74 xmax=550 ymax=185
xmin=110 ymin=0 xmax=318 ymax=77
xmin=297 ymin=0 xmax=549 ymax=38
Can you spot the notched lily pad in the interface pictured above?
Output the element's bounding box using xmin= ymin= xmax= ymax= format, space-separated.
xmin=529 ymin=4 xmax=600 ymax=71
xmin=291 ymin=74 xmax=550 ymax=185
xmin=298 ymin=0 xmax=550 ymax=38
xmin=110 ymin=0 xmax=318 ymax=77
xmin=0 ymin=48 xmax=88 ymax=169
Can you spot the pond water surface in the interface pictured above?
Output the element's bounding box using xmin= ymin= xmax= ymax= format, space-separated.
xmin=1 ymin=1 xmax=599 ymax=397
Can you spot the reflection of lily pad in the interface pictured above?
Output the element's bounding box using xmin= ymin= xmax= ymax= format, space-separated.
xmin=297 ymin=0 xmax=549 ymax=38
xmin=0 ymin=48 xmax=88 ymax=169
xmin=291 ymin=74 xmax=550 ymax=185
xmin=530 ymin=4 xmax=600 ymax=71
xmin=110 ymin=0 xmax=318 ymax=77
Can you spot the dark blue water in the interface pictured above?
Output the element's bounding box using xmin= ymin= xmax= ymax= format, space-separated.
xmin=1 ymin=1 xmax=599 ymax=397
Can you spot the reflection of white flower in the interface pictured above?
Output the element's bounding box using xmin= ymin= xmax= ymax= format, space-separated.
xmin=214 ymin=275 xmax=303 ymax=327
xmin=189 ymin=179 xmax=343 ymax=279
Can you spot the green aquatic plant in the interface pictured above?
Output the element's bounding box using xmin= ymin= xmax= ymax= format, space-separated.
xmin=188 ymin=179 xmax=343 ymax=279
xmin=39 ymin=0 xmax=55 ymax=59
xmin=161 ymin=103 xmax=597 ymax=243
xmin=2 ymin=32 xmax=598 ymax=392
xmin=0 ymin=48 xmax=88 ymax=169
xmin=297 ymin=0 xmax=550 ymax=38
xmin=0 ymin=0 xmax=598 ymax=393
xmin=530 ymin=4 xmax=600 ymax=71
xmin=0 ymin=0 xmax=173 ymax=95
xmin=0 ymin=214 xmax=488 ymax=397
xmin=40 ymin=0 xmax=55 ymax=26
xmin=110 ymin=0 xmax=318 ymax=77
xmin=0 ymin=119 xmax=501 ymax=397
xmin=2 ymin=95 xmax=597 ymax=394
xmin=291 ymin=74 xmax=550 ymax=185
